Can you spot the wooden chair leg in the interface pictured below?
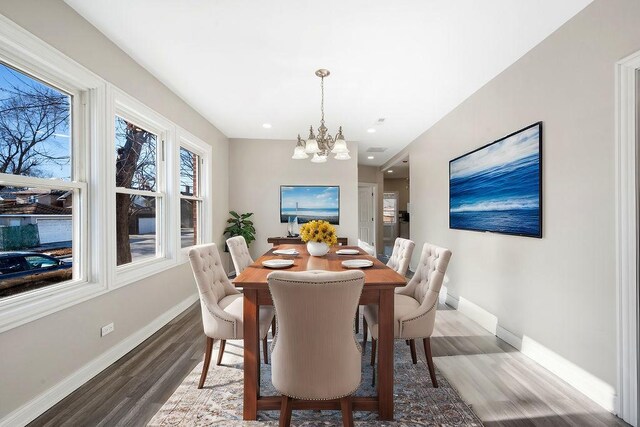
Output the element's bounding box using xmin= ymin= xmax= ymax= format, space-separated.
xmin=198 ymin=336 xmax=213 ymax=389
xmin=370 ymin=338 xmax=377 ymax=367
xmin=355 ymin=306 xmax=360 ymax=333
xmin=362 ymin=318 xmax=368 ymax=354
xmin=263 ymin=336 xmax=269 ymax=364
xmin=423 ymin=337 xmax=438 ymax=388
xmin=279 ymin=395 xmax=293 ymax=427
xmin=216 ymin=339 xmax=226 ymax=366
xmin=272 ymin=317 xmax=276 ymax=338
xmin=409 ymin=339 xmax=417 ymax=364
xmin=340 ymin=396 xmax=354 ymax=427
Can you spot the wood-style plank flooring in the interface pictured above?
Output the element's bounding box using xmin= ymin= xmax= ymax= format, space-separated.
xmin=29 ymin=302 xmax=627 ymax=426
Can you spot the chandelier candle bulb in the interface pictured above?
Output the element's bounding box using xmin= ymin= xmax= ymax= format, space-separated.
xmin=311 ymin=153 xmax=327 ymax=163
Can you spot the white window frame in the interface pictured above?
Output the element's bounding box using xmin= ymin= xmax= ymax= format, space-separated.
xmin=176 ymin=128 xmax=213 ymax=260
xmin=108 ymin=88 xmax=178 ymax=288
xmin=0 ymin=15 xmax=106 ymax=333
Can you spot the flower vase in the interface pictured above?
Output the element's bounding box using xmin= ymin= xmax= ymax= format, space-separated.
xmin=307 ymin=241 xmax=329 ymax=257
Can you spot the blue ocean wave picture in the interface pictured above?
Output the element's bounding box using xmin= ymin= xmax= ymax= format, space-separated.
xmin=449 ymin=123 xmax=542 ymax=237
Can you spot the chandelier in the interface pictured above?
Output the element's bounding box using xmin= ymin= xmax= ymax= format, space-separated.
xmin=292 ymin=69 xmax=350 ymax=163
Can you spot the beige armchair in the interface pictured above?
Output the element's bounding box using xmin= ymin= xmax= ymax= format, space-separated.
xmin=226 ymin=235 xmax=254 ymax=275
xmin=363 ymin=242 xmax=451 ymax=387
xmin=268 ymin=270 xmax=364 ymax=427
xmin=355 ymin=237 xmax=414 ymax=333
xmin=188 ymin=243 xmax=275 ymax=389
xmin=386 ymin=237 xmax=415 ymax=276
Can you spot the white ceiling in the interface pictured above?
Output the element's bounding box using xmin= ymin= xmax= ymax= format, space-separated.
xmin=64 ymin=0 xmax=591 ymax=165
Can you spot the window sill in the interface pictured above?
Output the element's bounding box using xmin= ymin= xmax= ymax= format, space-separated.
xmin=0 ymin=280 xmax=107 ymax=333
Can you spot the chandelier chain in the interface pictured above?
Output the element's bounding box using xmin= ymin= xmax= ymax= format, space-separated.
xmin=320 ymin=76 xmax=325 ymax=127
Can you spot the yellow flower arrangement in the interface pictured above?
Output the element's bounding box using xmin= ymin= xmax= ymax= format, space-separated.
xmin=299 ymin=220 xmax=338 ymax=246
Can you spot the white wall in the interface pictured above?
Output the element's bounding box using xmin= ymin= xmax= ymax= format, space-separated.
xmin=229 ymin=139 xmax=359 ymax=260
xmin=0 ymin=0 xmax=229 ymax=421
xmin=408 ymin=0 xmax=640 ymax=408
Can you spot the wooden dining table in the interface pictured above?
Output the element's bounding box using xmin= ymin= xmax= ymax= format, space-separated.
xmin=233 ymin=244 xmax=407 ymax=421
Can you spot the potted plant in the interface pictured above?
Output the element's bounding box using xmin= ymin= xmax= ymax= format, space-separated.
xmin=224 ymin=211 xmax=256 ymax=250
xmin=299 ymin=220 xmax=338 ymax=257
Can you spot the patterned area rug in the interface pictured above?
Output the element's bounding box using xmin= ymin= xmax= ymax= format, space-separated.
xmin=149 ymin=335 xmax=483 ymax=426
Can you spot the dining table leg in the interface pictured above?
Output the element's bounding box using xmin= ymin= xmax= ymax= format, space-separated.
xmin=377 ymin=288 xmax=395 ymax=420
xmin=243 ymin=289 xmax=259 ymax=420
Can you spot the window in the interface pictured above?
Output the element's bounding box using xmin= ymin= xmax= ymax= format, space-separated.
xmin=179 ymin=147 xmax=202 ymax=248
xmin=114 ymin=115 xmax=163 ymax=266
xmin=0 ymin=61 xmax=82 ymax=299
xmin=383 ymin=192 xmax=398 ymax=224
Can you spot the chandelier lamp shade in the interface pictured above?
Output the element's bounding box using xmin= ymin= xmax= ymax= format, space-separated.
xmin=292 ymin=69 xmax=350 ymax=162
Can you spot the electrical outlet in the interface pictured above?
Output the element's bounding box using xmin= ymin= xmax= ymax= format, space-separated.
xmin=101 ymin=323 xmax=114 ymax=337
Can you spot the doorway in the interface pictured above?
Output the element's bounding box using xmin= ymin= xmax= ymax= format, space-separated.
xmin=358 ymin=183 xmax=377 ymax=253
xmin=615 ymin=51 xmax=640 ymax=426
xmin=382 ymin=156 xmax=410 ymax=257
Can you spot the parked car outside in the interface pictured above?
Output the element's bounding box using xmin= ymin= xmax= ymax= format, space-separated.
xmin=0 ymin=252 xmax=72 ymax=298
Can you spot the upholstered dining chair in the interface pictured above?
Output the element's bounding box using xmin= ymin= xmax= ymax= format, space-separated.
xmin=363 ymin=242 xmax=451 ymax=387
xmin=189 ymin=243 xmax=275 ymax=389
xmin=355 ymin=237 xmax=414 ymax=333
xmin=227 ymin=235 xmax=254 ymax=275
xmin=386 ymin=237 xmax=415 ymax=276
xmin=268 ymin=270 xmax=365 ymax=427
xmin=227 ymin=235 xmax=277 ymax=336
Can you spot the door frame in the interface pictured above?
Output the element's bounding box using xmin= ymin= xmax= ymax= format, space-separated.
xmin=615 ymin=49 xmax=640 ymax=425
xmin=358 ymin=182 xmax=378 ymax=252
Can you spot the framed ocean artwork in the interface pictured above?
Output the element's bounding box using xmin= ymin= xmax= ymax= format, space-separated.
xmin=449 ymin=122 xmax=542 ymax=238
xmin=280 ymin=185 xmax=340 ymax=225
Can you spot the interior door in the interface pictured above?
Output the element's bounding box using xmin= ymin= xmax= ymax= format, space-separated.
xmin=358 ymin=185 xmax=375 ymax=248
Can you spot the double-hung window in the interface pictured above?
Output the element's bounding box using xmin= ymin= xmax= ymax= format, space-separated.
xmin=112 ymin=93 xmax=173 ymax=276
xmin=177 ymin=129 xmax=212 ymax=251
xmin=0 ymin=61 xmax=85 ymax=299
xmin=179 ymin=147 xmax=202 ymax=248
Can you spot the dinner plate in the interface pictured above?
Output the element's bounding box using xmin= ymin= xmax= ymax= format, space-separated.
xmin=262 ymin=259 xmax=295 ymax=269
xmin=341 ymin=259 xmax=373 ymax=269
xmin=336 ymin=249 xmax=360 ymax=255
xmin=273 ymin=249 xmax=299 ymax=256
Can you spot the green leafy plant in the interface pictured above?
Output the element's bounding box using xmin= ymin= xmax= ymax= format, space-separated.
xmin=224 ymin=211 xmax=256 ymax=246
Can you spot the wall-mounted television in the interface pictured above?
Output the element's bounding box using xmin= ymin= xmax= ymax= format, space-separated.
xmin=449 ymin=122 xmax=542 ymax=238
xmin=280 ymin=185 xmax=340 ymax=225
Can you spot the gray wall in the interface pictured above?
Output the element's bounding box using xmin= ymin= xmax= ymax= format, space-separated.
xmin=408 ymin=0 xmax=640 ymax=389
xmin=229 ymin=138 xmax=359 ymax=260
xmin=0 ymin=0 xmax=229 ymax=419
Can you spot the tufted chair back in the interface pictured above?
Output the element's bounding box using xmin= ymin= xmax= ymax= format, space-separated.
xmin=268 ymin=270 xmax=364 ymax=400
xmin=227 ymin=236 xmax=254 ymax=275
xmin=189 ymin=243 xmax=240 ymax=337
xmin=386 ymin=238 xmax=415 ymax=276
xmin=409 ymin=243 xmax=452 ymax=305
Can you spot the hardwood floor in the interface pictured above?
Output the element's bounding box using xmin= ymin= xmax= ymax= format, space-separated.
xmin=29 ymin=302 xmax=627 ymax=426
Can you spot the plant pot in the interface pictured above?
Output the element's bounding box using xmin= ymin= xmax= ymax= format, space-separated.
xmin=306 ymin=241 xmax=329 ymax=257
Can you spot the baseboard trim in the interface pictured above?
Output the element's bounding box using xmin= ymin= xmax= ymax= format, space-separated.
xmin=496 ymin=325 xmax=523 ymax=350
xmin=451 ymin=295 xmax=617 ymax=415
xmin=520 ymin=335 xmax=617 ymax=413
xmin=0 ymin=293 xmax=198 ymax=427
xmin=457 ymin=296 xmax=497 ymax=335
xmin=444 ymin=291 xmax=459 ymax=309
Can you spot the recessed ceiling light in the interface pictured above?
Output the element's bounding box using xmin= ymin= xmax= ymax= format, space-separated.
xmin=367 ymin=155 xmax=374 ymax=160
xmin=262 ymin=123 xmax=272 ymax=129
xmin=367 ymin=128 xmax=376 ymax=133
xmin=387 ymin=170 xmax=393 ymax=173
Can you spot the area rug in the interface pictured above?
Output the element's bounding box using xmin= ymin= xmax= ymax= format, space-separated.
xmin=148 ymin=335 xmax=483 ymax=426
